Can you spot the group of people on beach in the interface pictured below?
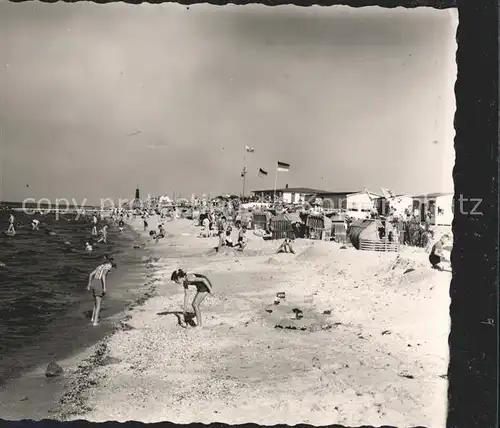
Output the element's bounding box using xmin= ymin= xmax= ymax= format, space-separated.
xmin=2 ymin=202 xmax=452 ymax=330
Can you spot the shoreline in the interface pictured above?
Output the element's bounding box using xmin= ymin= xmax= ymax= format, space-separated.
xmin=43 ymin=217 xmax=450 ymax=426
xmin=0 ymin=220 xmax=160 ymax=420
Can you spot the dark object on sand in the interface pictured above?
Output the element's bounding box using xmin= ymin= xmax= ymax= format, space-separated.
xmin=133 ymin=245 xmax=141 ymax=249
xmin=273 ymin=299 xmax=280 ymax=305
xmin=120 ymin=323 xmax=135 ymax=331
xmin=340 ymin=245 xmax=347 ymax=250
xmin=323 ymin=310 xmax=332 ymax=315
xmin=403 ymin=268 xmax=415 ymax=274
xmin=381 ymin=330 xmax=392 ymax=335
xmin=275 ymin=324 xmax=283 ymax=329
xmin=45 ymin=361 xmax=63 ymax=378
xmin=399 ymin=373 xmax=415 ymax=379
xmin=265 ymin=309 xmax=273 ymax=313
xmin=292 ymin=308 xmax=303 ymax=320
xmin=276 ymin=292 xmax=286 ymax=299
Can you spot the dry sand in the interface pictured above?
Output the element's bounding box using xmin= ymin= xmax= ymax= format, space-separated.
xmin=56 ymin=218 xmax=450 ymax=427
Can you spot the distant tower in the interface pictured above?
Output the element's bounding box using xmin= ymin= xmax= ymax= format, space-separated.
xmin=131 ymin=185 xmax=142 ymax=210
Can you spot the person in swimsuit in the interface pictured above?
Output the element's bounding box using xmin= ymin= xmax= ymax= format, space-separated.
xmin=118 ymin=218 xmax=125 ymax=232
xmin=429 ymin=235 xmax=451 ymax=271
xmin=97 ymin=225 xmax=108 ymax=244
xmin=85 ymin=241 xmax=93 ymax=254
xmin=234 ymin=225 xmax=248 ymax=251
xmin=143 ymin=216 xmax=148 ymax=232
xmin=216 ymin=216 xmax=228 ymax=252
xmin=224 ymin=230 xmax=234 ymax=247
xmin=7 ymin=213 xmax=15 ymax=234
xmin=91 ymin=215 xmax=98 ymax=236
xmin=31 ymin=218 xmax=40 ymax=231
xmin=171 ymin=269 xmax=213 ymax=327
xmin=276 ymin=236 xmax=295 ymax=254
xmin=87 ymin=259 xmax=116 ymax=326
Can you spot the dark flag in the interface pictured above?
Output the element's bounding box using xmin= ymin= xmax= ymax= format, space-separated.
xmin=258 ymin=168 xmax=268 ymax=178
xmin=277 ymin=161 xmax=290 ymax=172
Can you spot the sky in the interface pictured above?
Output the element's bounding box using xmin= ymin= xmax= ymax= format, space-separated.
xmin=0 ymin=2 xmax=457 ymax=204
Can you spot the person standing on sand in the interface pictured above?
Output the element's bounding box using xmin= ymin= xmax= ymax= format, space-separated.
xmin=171 ymin=269 xmax=213 ymax=328
xmin=87 ymin=258 xmax=116 ymax=326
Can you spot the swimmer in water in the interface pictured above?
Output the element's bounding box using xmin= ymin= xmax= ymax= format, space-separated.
xmin=85 ymin=242 xmax=93 ymax=254
xmin=91 ymin=215 xmax=98 ymax=236
xmin=97 ymin=225 xmax=108 ymax=244
xmin=87 ymin=259 xmax=116 ymax=326
xmin=6 ymin=213 xmax=15 ymax=234
xmin=171 ymin=269 xmax=213 ymax=328
xmin=118 ymin=218 xmax=124 ymax=232
xmin=31 ymin=218 xmax=40 ymax=231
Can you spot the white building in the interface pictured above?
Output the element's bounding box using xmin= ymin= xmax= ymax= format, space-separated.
xmin=412 ymin=192 xmax=454 ymax=226
xmin=343 ymin=191 xmax=382 ymax=219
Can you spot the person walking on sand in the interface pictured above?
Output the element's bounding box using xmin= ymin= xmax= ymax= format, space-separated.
xmin=429 ymin=234 xmax=451 ymax=271
xmin=87 ymin=258 xmax=116 ymax=326
xmin=171 ymin=269 xmax=213 ymax=328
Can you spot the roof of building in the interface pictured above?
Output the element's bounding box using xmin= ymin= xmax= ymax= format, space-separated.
xmin=252 ymin=188 xmax=384 ymax=197
xmin=413 ymin=192 xmax=454 ymax=199
xmin=252 ymin=187 xmax=328 ymax=194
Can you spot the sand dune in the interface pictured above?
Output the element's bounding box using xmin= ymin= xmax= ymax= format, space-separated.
xmin=57 ymin=218 xmax=450 ymax=427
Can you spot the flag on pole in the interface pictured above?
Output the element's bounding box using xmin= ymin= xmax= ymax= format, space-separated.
xmin=245 ymin=145 xmax=255 ymax=153
xmin=258 ymin=168 xmax=268 ymax=178
xmin=277 ymin=161 xmax=290 ymax=172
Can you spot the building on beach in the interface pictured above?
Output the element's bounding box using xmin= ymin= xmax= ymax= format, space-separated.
xmin=412 ymin=192 xmax=454 ymax=226
xmin=252 ymin=187 xmax=327 ymax=205
xmin=251 ymin=187 xmax=382 ymax=217
xmin=376 ymin=194 xmax=414 ymax=217
xmin=319 ymin=190 xmax=382 ymax=218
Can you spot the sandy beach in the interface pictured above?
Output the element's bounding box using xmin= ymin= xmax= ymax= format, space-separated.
xmin=50 ymin=217 xmax=450 ymax=427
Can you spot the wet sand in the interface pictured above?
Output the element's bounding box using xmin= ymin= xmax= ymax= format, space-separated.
xmin=45 ymin=217 xmax=450 ymax=427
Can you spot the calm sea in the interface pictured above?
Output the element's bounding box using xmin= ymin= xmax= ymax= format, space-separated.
xmin=0 ymin=207 xmax=146 ymax=385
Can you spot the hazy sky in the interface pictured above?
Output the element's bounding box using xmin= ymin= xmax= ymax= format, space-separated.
xmin=0 ymin=2 xmax=457 ymax=204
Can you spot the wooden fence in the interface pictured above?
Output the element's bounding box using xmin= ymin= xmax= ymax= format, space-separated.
xmin=359 ymin=238 xmax=400 ymax=252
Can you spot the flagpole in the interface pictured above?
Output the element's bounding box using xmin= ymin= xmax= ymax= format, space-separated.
xmin=273 ymin=165 xmax=279 ymax=203
xmin=242 ymin=147 xmax=247 ymax=198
